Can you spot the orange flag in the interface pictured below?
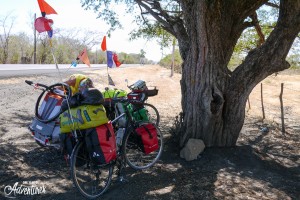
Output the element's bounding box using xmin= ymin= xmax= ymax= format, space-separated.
xmin=101 ymin=36 xmax=107 ymax=51
xmin=77 ymin=48 xmax=91 ymax=67
xmin=37 ymin=0 xmax=57 ymax=16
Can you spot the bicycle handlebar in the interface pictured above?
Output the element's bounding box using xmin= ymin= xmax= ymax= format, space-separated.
xmin=25 ymin=80 xmax=49 ymax=89
xmin=25 ymin=80 xmax=33 ymax=85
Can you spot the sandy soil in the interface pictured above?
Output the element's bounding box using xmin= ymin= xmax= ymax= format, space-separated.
xmin=0 ymin=65 xmax=299 ymax=199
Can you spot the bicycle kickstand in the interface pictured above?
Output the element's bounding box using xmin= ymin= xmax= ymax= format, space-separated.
xmin=116 ymin=156 xmax=128 ymax=183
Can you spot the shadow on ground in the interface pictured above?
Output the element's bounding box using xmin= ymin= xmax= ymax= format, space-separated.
xmin=0 ymin=114 xmax=299 ymax=200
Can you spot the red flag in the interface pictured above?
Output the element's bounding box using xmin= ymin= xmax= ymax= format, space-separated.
xmin=107 ymin=51 xmax=121 ymax=68
xmin=34 ymin=17 xmax=53 ymax=33
xmin=77 ymin=48 xmax=91 ymax=67
xmin=113 ymin=53 xmax=122 ymax=67
xmin=37 ymin=0 xmax=57 ymax=16
xmin=101 ymin=36 xmax=107 ymax=51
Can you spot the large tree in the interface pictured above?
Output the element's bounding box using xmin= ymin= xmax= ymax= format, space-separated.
xmin=82 ymin=0 xmax=300 ymax=147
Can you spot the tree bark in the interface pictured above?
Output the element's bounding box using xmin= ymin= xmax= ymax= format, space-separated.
xmin=177 ymin=0 xmax=300 ymax=147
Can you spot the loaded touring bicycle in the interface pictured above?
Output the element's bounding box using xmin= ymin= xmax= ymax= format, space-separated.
xmin=26 ymin=79 xmax=163 ymax=199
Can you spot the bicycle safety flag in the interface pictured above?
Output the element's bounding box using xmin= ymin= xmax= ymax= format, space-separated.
xmin=77 ymin=48 xmax=91 ymax=67
xmin=135 ymin=123 xmax=159 ymax=154
xmin=101 ymin=36 xmax=107 ymax=51
xmin=37 ymin=0 xmax=57 ymax=17
xmin=107 ymin=51 xmax=122 ymax=68
xmin=85 ymin=122 xmax=117 ymax=164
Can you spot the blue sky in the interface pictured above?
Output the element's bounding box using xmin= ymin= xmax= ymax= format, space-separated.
xmin=0 ymin=0 xmax=164 ymax=61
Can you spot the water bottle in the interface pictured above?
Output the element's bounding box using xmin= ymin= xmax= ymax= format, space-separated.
xmin=116 ymin=128 xmax=125 ymax=147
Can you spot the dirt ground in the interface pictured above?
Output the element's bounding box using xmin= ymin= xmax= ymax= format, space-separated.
xmin=0 ymin=65 xmax=299 ymax=200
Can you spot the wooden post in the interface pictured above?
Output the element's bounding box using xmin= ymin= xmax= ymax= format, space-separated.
xmin=34 ymin=13 xmax=37 ymax=64
xmin=261 ymin=83 xmax=265 ymax=120
xmin=279 ymin=83 xmax=285 ymax=134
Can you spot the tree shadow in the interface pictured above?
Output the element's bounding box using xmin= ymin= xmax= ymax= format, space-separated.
xmin=0 ymin=114 xmax=299 ymax=199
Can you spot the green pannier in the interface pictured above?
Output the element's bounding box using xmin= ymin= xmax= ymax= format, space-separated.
xmin=132 ymin=107 xmax=149 ymax=122
xmin=60 ymin=104 xmax=109 ymax=133
xmin=102 ymin=89 xmax=127 ymax=99
xmin=115 ymin=103 xmax=149 ymax=127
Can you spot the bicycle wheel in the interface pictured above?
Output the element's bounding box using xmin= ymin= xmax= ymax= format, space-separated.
xmin=143 ymin=103 xmax=160 ymax=126
xmin=123 ymin=124 xmax=163 ymax=170
xmin=71 ymin=141 xmax=113 ymax=199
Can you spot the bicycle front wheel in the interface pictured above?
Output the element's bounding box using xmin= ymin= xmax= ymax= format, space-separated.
xmin=71 ymin=141 xmax=113 ymax=199
xmin=123 ymin=124 xmax=163 ymax=170
xmin=143 ymin=103 xmax=160 ymax=126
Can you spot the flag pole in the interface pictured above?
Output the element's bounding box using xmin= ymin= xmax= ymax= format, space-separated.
xmin=48 ymin=37 xmax=63 ymax=81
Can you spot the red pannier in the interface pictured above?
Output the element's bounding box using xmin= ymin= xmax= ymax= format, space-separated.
xmin=85 ymin=121 xmax=117 ymax=164
xmin=135 ymin=123 xmax=159 ymax=154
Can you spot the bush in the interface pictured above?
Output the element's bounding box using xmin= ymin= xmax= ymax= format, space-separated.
xmin=159 ymin=49 xmax=182 ymax=73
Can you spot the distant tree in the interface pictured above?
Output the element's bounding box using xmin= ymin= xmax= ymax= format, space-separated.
xmin=9 ymin=33 xmax=33 ymax=63
xmin=159 ymin=49 xmax=182 ymax=73
xmin=36 ymin=34 xmax=51 ymax=64
xmin=0 ymin=12 xmax=16 ymax=64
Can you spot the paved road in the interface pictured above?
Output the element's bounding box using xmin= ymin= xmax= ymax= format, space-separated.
xmin=0 ymin=64 xmax=139 ymax=77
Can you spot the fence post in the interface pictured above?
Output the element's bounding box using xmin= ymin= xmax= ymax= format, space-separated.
xmin=261 ymin=83 xmax=265 ymax=120
xmin=279 ymin=83 xmax=285 ymax=134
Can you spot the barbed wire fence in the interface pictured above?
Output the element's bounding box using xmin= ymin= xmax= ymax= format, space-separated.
xmin=246 ymin=82 xmax=300 ymax=134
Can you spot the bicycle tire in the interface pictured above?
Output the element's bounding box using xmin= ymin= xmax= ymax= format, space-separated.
xmin=71 ymin=141 xmax=113 ymax=199
xmin=143 ymin=103 xmax=160 ymax=126
xmin=123 ymin=123 xmax=163 ymax=170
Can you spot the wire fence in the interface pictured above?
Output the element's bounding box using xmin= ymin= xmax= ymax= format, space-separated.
xmin=247 ymin=82 xmax=300 ymax=134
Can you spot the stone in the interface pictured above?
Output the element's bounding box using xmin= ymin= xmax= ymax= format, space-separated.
xmin=180 ymin=138 xmax=205 ymax=161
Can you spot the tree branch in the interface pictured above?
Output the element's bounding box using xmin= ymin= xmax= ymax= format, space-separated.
xmin=135 ymin=0 xmax=176 ymax=35
xmin=249 ymin=12 xmax=265 ymax=46
xmin=230 ymin=0 xmax=300 ymax=96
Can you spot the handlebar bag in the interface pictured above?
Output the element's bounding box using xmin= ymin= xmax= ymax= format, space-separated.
xmin=60 ymin=104 xmax=109 ymax=133
xmin=135 ymin=123 xmax=159 ymax=155
xmin=84 ymin=121 xmax=117 ymax=164
xmin=127 ymin=92 xmax=147 ymax=102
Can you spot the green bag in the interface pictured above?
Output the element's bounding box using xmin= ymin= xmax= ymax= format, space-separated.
xmin=102 ymin=89 xmax=127 ymax=99
xmin=115 ymin=103 xmax=149 ymax=126
xmin=132 ymin=107 xmax=149 ymax=122
xmin=60 ymin=105 xmax=109 ymax=133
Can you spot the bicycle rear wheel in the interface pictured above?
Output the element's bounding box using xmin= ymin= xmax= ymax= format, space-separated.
xmin=71 ymin=141 xmax=113 ymax=199
xmin=143 ymin=103 xmax=160 ymax=126
xmin=123 ymin=124 xmax=163 ymax=170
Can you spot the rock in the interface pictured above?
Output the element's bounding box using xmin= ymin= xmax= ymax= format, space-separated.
xmin=180 ymin=138 xmax=205 ymax=161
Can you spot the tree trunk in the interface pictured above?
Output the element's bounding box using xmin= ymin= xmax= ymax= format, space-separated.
xmin=178 ymin=0 xmax=300 ymax=147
